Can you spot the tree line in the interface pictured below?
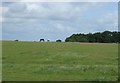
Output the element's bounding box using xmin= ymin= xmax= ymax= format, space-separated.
xmin=65 ymin=31 xmax=120 ymax=43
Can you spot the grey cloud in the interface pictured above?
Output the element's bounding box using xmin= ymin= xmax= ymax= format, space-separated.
xmin=2 ymin=2 xmax=118 ymax=41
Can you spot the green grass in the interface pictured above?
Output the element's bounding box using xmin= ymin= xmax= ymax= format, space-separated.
xmin=0 ymin=41 xmax=2 ymax=82
xmin=2 ymin=41 xmax=118 ymax=81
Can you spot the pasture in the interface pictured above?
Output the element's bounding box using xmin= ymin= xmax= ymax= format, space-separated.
xmin=2 ymin=41 xmax=118 ymax=81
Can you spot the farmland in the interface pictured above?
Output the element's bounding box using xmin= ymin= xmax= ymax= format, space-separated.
xmin=2 ymin=41 xmax=118 ymax=81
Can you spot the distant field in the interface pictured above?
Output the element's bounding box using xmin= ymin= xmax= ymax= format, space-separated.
xmin=2 ymin=41 xmax=118 ymax=81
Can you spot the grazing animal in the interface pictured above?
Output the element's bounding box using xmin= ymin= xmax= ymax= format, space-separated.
xmin=56 ymin=40 xmax=62 ymax=42
xmin=15 ymin=40 xmax=18 ymax=41
xmin=40 ymin=39 xmax=45 ymax=42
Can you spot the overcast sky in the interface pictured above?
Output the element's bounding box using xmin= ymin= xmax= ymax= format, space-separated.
xmin=1 ymin=1 xmax=118 ymax=41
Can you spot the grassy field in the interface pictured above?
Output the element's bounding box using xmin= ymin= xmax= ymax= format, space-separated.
xmin=2 ymin=41 xmax=118 ymax=81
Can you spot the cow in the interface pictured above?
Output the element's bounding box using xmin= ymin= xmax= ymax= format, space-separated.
xmin=40 ymin=39 xmax=45 ymax=42
xmin=47 ymin=40 xmax=50 ymax=42
xmin=56 ymin=40 xmax=62 ymax=42
xmin=15 ymin=40 xmax=19 ymax=42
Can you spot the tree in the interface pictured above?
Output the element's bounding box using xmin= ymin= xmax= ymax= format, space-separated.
xmin=65 ymin=31 xmax=120 ymax=43
xmin=87 ymin=33 xmax=95 ymax=42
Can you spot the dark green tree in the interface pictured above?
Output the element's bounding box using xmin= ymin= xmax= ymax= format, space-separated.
xmin=65 ymin=31 xmax=120 ymax=43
